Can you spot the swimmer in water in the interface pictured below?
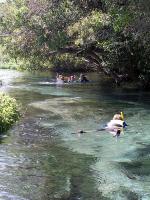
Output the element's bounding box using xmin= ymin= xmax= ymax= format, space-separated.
xmin=105 ymin=112 xmax=127 ymax=136
xmin=56 ymin=73 xmax=64 ymax=84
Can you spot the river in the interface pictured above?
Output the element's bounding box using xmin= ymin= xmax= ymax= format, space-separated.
xmin=0 ymin=69 xmax=150 ymax=200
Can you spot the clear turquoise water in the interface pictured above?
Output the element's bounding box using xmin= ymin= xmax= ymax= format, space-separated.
xmin=0 ymin=69 xmax=150 ymax=200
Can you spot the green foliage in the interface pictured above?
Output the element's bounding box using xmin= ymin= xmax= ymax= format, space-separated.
xmin=0 ymin=0 xmax=150 ymax=87
xmin=68 ymin=11 xmax=110 ymax=45
xmin=0 ymin=93 xmax=20 ymax=134
xmin=51 ymin=53 xmax=88 ymax=72
xmin=0 ymin=0 xmax=81 ymax=62
xmin=111 ymin=8 xmax=133 ymax=32
xmin=0 ymin=45 xmax=20 ymax=69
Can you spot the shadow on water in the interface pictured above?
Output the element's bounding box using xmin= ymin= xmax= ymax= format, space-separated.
xmin=41 ymin=146 xmax=107 ymax=200
xmin=120 ymin=144 xmax=150 ymax=178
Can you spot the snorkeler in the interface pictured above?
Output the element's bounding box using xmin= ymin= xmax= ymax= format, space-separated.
xmin=71 ymin=112 xmax=127 ymax=137
xmin=105 ymin=112 xmax=127 ymax=136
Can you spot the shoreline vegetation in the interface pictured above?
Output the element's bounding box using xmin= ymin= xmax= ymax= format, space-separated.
xmin=0 ymin=93 xmax=20 ymax=134
xmin=0 ymin=0 xmax=150 ymax=89
xmin=0 ymin=62 xmax=19 ymax=70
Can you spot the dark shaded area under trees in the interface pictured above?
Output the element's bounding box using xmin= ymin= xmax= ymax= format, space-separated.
xmin=0 ymin=0 xmax=150 ymax=88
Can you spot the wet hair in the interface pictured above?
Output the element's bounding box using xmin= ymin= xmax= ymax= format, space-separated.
xmin=116 ymin=112 xmax=121 ymax=115
xmin=113 ymin=114 xmax=122 ymax=120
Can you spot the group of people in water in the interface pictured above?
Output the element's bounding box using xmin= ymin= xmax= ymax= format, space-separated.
xmin=56 ymin=73 xmax=89 ymax=84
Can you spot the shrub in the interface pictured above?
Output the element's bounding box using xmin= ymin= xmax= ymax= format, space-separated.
xmin=0 ymin=93 xmax=20 ymax=134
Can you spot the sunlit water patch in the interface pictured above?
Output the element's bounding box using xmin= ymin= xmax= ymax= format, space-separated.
xmin=0 ymin=69 xmax=23 ymax=92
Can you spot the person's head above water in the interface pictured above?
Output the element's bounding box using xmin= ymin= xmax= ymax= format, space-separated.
xmin=113 ymin=112 xmax=124 ymax=120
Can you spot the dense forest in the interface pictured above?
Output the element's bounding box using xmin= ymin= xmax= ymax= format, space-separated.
xmin=0 ymin=0 xmax=150 ymax=88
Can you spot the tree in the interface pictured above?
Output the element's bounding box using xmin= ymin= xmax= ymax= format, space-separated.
xmin=0 ymin=0 xmax=150 ymax=88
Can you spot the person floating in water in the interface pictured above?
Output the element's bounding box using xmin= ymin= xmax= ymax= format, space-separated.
xmin=72 ymin=112 xmax=127 ymax=138
xmin=79 ymin=73 xmax=89 ymax=83
xmin=70 ymin=75 xmax=76 ymax=82
xmin=56 ymin=73 xmax=64 ymax=84
xmin=67 ymin=75 xmax=76 ymax=83
xmin=96 ymin=112 xmax=127 ymax=137
xmin=105 ymin=112 xmax=127 ymax=136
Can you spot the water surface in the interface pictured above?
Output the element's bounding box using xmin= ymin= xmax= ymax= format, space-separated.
xmin=0 ymin=69 xmax=150 ymax=200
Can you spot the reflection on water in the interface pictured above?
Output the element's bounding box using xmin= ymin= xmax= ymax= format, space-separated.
xmin=0 ymin=69 xmax=150 ymax=200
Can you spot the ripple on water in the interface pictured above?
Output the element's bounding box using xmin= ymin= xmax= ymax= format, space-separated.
xmin=0 ymin=191 xmax=28 ymax=200
xmin=56 ymin=105 xmax=150 ymax=199
xmin=0 ymin=69 xmax=150 ymax=200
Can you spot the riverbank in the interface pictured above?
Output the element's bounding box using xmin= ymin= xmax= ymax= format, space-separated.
xmin=0 ymin=62 xmax=19 ymax=70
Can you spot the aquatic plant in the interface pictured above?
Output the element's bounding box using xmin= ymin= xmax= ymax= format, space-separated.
xmin=0 ymin=93 xmax=20 ymax=134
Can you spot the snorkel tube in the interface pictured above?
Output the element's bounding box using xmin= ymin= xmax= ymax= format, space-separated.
xmin=120 ymin=112 xmax=124 ymax=121
xmin=120 ymin=111 xmax=127 ymax=127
